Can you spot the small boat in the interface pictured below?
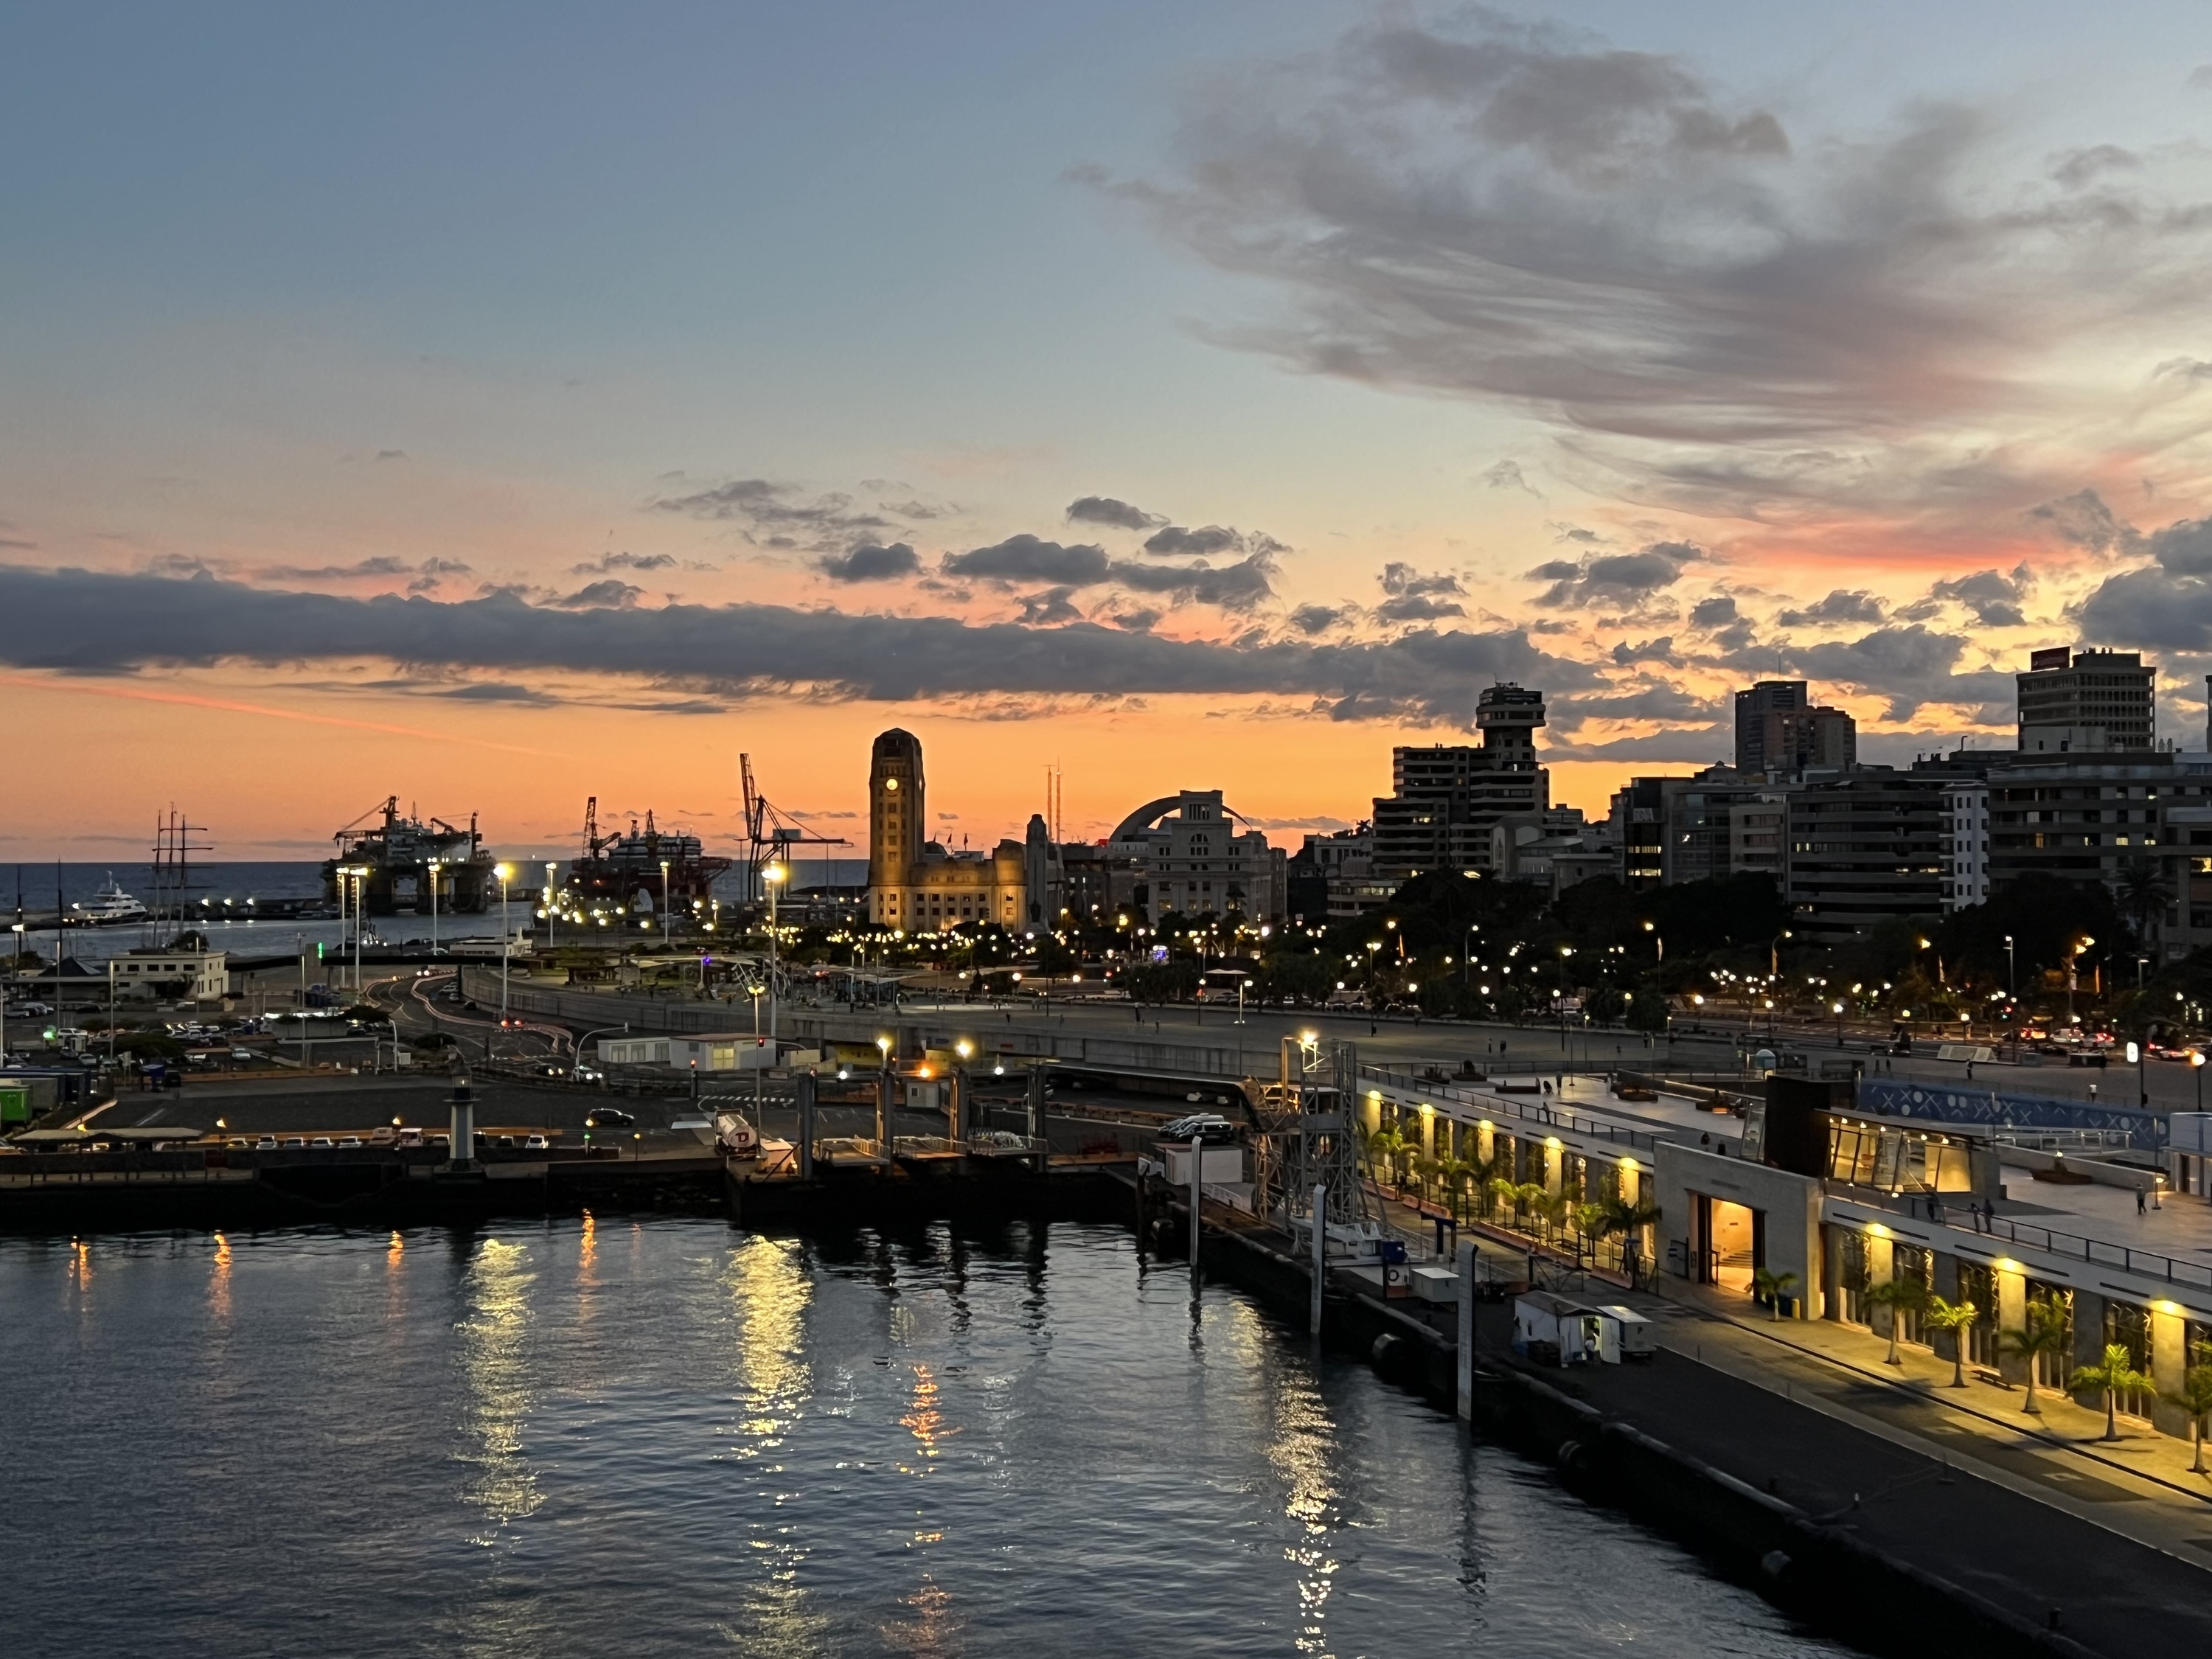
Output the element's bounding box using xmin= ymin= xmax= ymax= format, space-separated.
xmin=72 ymin=874 xmax=148 ymax=925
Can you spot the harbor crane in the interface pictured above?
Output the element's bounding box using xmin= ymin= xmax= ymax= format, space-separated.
xmin=740 ymin=754 xmax=849 ymax=902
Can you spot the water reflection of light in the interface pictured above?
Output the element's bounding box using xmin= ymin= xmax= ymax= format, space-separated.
xmin=1264 ymin=1336 xmax=1343 ymax=1658
xmin=720 ymin=1234 xmax=826 ymax=1650
xmin=457 ymin=1237 xmax=543 ymax=1540
xmin=209 ymin=1231 xmax=232 ymax=1321
xmin=899 ymin=1363 xmax=954 ymax=1468
xmin=387 ymin=1231 xmax=404 ymax=1268
xmin=579 ymin=1210 xmax=597 ymax=1270
xmin=70 ymin=1238 xmax=91 ymax=1291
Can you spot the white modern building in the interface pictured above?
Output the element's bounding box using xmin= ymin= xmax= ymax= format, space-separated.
xmin=1941 ymin=780 xmax=1991 ymax=912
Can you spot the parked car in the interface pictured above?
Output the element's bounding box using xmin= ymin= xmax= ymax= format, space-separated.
xmin=310 ymin=1136 xmax=335 ymax=1148
xmin=1161 ymin=1113 xmax=1239 ymax=1144
xmin=338 ymin=1135 xmax=362 ymax=1148
xmin=524 ymin=1135 xmax=549 ymax=1150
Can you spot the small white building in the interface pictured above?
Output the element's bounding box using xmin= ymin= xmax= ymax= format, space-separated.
xmin=597 ymin=1032 xmax=785 ymax=1071
xmin=107 ymin=949 xmax=229 ymax=1001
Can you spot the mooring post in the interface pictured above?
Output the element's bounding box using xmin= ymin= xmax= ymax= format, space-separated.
xmin=1455 ymin=1237 xmax=1478 ymax=1421
xmin=875 ymin=1065 xmax=892 ymax=1152
xmin=1025 ymin=1063 xmax=1044 ymax=1146
xmin=1189 ymin=1133 xmax=1203 ymax=1270
xmin=1310 ymin=1182 xmax=1326 ymax=1336
xmin=796 ymin=1071 xmax=815 ymax=1181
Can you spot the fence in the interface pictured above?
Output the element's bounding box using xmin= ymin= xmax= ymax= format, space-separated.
xmin=1856 ymin=1077 xmax=2166 ymax=1150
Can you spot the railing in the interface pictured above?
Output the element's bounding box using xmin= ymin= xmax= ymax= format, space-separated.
xmin=1832 ymin=1186 xmax=2212 ymax=1294
xmin=1361 ymin=1068 xmax=1662 ymax=1152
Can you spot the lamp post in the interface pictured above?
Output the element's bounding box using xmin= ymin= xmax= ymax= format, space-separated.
xmin=2194 ymin=1047 xmax=2205 ymax=1115
xmin=495 ymin=863 xmax=515 ymax=1023
xmin=765 ymin=862 xmax=785 ymax=1054
xmin=427 ymin=858 xmax=442 ymax=956
xmin=2067 ymin=934 xmax=2094 ymax=1023
xmin=546 ymin=860 xmax=558 ymax=952
xmin=660 ymin=858 xmax=672 ymax=941
xmin=350 ymin=866 xmax=366 ymax=993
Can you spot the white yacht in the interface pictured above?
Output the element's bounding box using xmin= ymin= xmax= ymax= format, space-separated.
xmin=72 ymin=874 xmax=149 ymax=925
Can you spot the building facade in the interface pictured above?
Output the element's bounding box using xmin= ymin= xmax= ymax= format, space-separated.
xmin=1784 ymin=769 xmax=1951 ymax=940
xmin=1941 ymin=781 xmax=1991 ymax=912
xmin=1371 ymin=684 xmax=1548 ymax=886
xmin=2016 ymin=646 xmax=2156 ymax=754
xmin=1110 ymin=790 xmax=1284 ymax=925
xmin=865 ymin=729 xmax=1029 ymax=931
xmin=1736 ymin=680 xmax=1857 ymax=774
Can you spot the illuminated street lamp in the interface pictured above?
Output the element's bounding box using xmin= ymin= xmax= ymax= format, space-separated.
xmin=545 ymin=860 xmax=559 ymax=951
xmin=495 ymin=863 xmax=515 ymax=1024
xmin=765 ymin=863 xmax=786 ymax=1063
xmin=426 ymin=858 xmax=443 ymax=956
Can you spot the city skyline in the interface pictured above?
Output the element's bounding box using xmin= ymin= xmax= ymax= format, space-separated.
xmin=12 ymin=3 xmax=2212 ymax=855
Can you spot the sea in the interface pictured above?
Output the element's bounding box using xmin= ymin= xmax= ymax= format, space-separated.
xmin=0 ymin=1217 xmax=1848 ymax=1658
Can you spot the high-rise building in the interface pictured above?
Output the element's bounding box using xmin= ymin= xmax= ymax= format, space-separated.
xmin=2016 ymin=646 xmax=2155 ymax=754
xmin=1784 ymin=768 xmax=1954 ymax=941
xmin=1941 ymin=781 xmax=1990 ymax=912
xmin=1369 ymin=684 xmax=1548 ymax=887
xmin=1735 ymin=680 xmax=1857 ymax=775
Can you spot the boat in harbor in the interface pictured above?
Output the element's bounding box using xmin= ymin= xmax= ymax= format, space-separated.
xmin=71 ymin=874 xmax=148 ymax=925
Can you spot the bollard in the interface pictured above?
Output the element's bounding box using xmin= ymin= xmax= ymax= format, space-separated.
xmin=1456 ymin=1238 xmax=1478 ymax=1420
xmin=1189 ymin=1134 xmax=1203 ymax=1270
xmin=1310 ymin=1183 xmax=1326 ymax=1336
xmin=796 ymin=1071 xmax=815 ymax=1180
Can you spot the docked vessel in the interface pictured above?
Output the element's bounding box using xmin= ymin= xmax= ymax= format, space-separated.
xmin=566 ymin=799 xmax=731 ymax=922
xmin=72 ymin=875 xmax=148 ymax=925
xmin=322 ymin=797 xmax=497 ymax=916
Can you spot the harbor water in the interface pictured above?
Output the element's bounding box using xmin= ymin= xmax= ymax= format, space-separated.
xmin=0 ymin=1220 xmax=1847 ymax=1658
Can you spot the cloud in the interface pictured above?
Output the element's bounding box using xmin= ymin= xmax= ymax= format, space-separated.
xmin=1379 ymin=561 xmax=1464 ymax=600
xmin=1107 ymin=552 xmax=1276 ymax=609
xmin=2147 ymin=517 xmax=2212 ymax=576
xmin=1688 ymin=594 xmax=1739 ymax=630
xmin=2028 ymin=487 xmax=2140 ymax=555
xmin=1483 ymin=459 xmax=1538 ymax=494
xmin=1609 ymin=636 xmax=1677 ymax=667
xmin=257 ymin=555 xmax=415 ymax=582
xmin=818 ymin=541 xmax=922 ymax=582
xmin=1099 ymin=11 xmax=2212 ymax=518
xmin=1551 ymin=685 xmax=1717 ymax=729
xmin=1067 ymin=495 xmax=1166 ymax=531
xmin=1776 ymin=589 xmax=1885 ymax=627
xmin=1375 ymin=593 xmax=1467 ymax=623
xmin=1143 ymin=524 xmax=1243 ymax=556
xmin=1286 ymin=603 xmax=1350 ymax=635
xmin=650 ymin=477 xmax=896 ymax=551
xmin=0 ymin=566 xmax=1601 ymax=726
xmin=571 ymin=551 xmax=677 ymax=575
xmin=554 ymin=580 xmax=644 ymax=610
xmin=942 ymin=535 xmax=1111 ymax=585
xmin=1927 ymin=565 xmax=2031 ymax=627
xmin=1786 ymin=625 xmax=2011 ymax=720
xmin=1018 ymin=587 xmax=1085 ymax=625
xmin=1525 ymin=542 xmax=1700 ymax=608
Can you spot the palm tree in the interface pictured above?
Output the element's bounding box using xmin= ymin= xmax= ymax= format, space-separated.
xmin=2160 ymin=1365 xmax=2212 ymax=1474
xmin=1750 ymin=1267 xmax=1800 ymax=1321
xmin=1864 ymin=1276 xmax=1929 ymax=1366
xmin=2072 ymin=1343 xmax=2152 ymax=1442
xmin=2116 ymin=855 xmax=2171 ymax=949
xmin=1584 ymin=1191 xmax=1661 ymax=1287
xmin=1923 ymin=1295 xmax=1980 ymax=1388
xmin=1364 ymin=1124 xmax=1410 ymax=1192
xmin=1436 ymin=1157 xmax=1475 ymax=1224
xmin=2003 ymin=1301 xmax=2073 ymax=1415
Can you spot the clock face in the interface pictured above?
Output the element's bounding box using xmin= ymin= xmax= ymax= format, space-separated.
xmin=885 ymin=778 xmax=900 ymax=792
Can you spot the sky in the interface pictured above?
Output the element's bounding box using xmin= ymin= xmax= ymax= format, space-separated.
xmin=8 ymin=1 xmax=2212 ymax=860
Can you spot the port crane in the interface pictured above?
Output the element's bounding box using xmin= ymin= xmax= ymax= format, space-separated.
xmin=740 ymin=754 xmax=848 ymax=902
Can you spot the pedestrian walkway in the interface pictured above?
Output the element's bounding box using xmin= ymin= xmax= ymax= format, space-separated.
xmin=1636 ymin=1275 xmax=2212 ymax=1566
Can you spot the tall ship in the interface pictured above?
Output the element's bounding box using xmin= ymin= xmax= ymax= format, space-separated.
xmin=568 ymin=799 xmax=731 ymax=919
xmin=323 ymin=797 xmax=496 ymax=915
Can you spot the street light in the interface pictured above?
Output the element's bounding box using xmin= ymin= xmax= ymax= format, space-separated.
xmin=494 ymin=863 xmax=515 ymax=1023
xmin=545 ymin=860 xmax=558 ymax=951
xmin=427 ymin=858 xmax=442 ymax=956
xmin=660 ymin=859 xmax=672 ymax=940
xmin=765 ymin=863 xmax=786 ymax=1068
xmin=2193 ymin=1048 xmax=2205 ymax=1115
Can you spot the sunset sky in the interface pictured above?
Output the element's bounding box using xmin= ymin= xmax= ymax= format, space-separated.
xmin=10 ymin=2 xmax=2212 ymax=860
